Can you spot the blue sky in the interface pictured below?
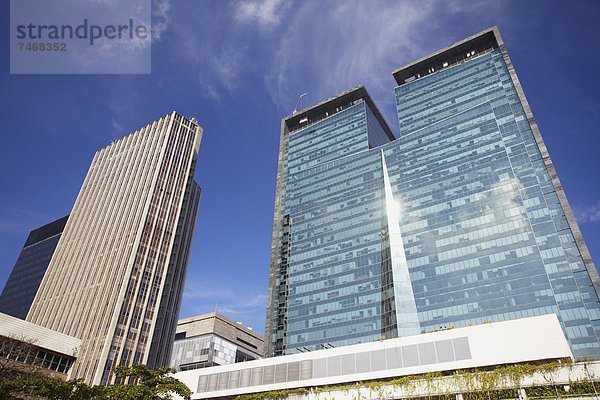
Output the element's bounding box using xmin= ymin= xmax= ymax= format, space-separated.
xmin=1 ymin=0 xmax=600 ymax=335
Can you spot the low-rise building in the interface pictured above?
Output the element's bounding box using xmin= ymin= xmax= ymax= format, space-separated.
xmin=0 ymin=312 xmax=80 ymax=380
xmin=174 ymin=314 xmax=597 ymax=400
xmin=170 ymin=312 xmax=264 ymax=372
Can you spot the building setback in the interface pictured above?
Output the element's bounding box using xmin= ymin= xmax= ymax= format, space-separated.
xmin=0 ymin=215 xmax=68 ymax=320
xmin=26 ymin=112 xmax=202 ymax=385
xmin=170 ymin=312 xmax=264 ymax=372
xmin=265 ymin=27 xmax=600 ymax=360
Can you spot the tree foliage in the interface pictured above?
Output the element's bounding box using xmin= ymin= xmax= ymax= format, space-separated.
xmin=0 ymin=364 xmax=191 ymax=400
xmin=0 ymin=334 xmax=46 ymax=382
xmin=105 ymin=365 xmax=191 ymax=400
xmin=0 ymin=377 xmax=105 ymax=400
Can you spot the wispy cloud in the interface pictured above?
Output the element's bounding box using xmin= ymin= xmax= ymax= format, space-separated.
xmin=183 ymin=283 xmax=235 ymax=302
xmin=216 ymin=294 xmax=268 ymax=316
xmin=166 ymin=4 xmax=245 ymax=100
xmin=177 ymin=36 xmax=244 ymax=101
xmin=265 ymin=1 xmax=434 ymax=114
xmin=157 ymin=0 xmax=504 ymax=107
xmin=445 ymin=0 xmax=503 ymax=14
xmin=152 ymin=0 xmax=171 ymax=41
xmin=105 ymin=77 xmax=142 ymax=139
xmin=264 ymin=0 xmax=505 ymax=121
xmin=580 ymin=102 xmax=600 ymax=119
xmin=181 ymin=280 xmax=267 ymax=331
xmin=0 ymin=207 xmax=52 ymax=235
xmin=573 ymin=202 xmax=600 ymax=224
xmin=233 ymin=0 xmax=292 ymax=30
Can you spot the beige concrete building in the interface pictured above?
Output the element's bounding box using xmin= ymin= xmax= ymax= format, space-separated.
xmin=26 ymin=112 xmax=202 ymax=385
xmin=0 ymin=312 xmax=81 ymax=380
xmin=171 ymin=313 xmax=264 ymax=372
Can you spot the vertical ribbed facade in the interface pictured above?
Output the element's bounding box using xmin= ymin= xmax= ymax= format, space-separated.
xmin=146 ymin=179 xmax=201 ymax=371
xmin=27 ymin=112 xmax=202 ymax=384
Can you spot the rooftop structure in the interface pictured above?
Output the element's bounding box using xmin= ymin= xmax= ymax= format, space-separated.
xmin=283 ymin=85 xmax=395 ymax=145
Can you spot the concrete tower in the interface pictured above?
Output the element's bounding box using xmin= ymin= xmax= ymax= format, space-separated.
xmin=27 ymin=112 xmax=202 ymax=384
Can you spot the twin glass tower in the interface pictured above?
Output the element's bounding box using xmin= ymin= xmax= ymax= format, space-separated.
xmin=265 ymin=27 xmax=600 ymax=360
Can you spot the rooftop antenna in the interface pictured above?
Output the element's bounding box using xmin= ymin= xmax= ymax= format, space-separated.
xmin=293 ymin=93 xmax=308 ymax=114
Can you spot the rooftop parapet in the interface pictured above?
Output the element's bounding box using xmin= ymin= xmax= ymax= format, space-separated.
xmin=283 ymin=85 xmax=395 ymax=141
xmin=393 ymin=26 xmax=501 ymax=85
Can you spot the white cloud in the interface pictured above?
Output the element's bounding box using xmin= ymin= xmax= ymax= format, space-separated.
xmin=167 ymin=5 xmax=245 ymax=101
xmin=183 ymin=281 xmax=235 ymax=301
xmin=111 ymin=118 xmax=123 ymax=135
xmin=264 ymin=0 xmax=505 ymax=121
xmin=178 ymin=36 xmax=243 ymax=101
xmin=181 ymin=281 xmax=267 ymax=332
xmin=0 ymin=208 xmax=52 ymax=234
xmin=105 ymin=77 xmax=142 ymax=139
xmin=574 ymin=202 xmax=600 ymax=224
xmin=216 ymin=294 xmax=268 ymax=315
xmin=264 ymin=1 xmax=436 ymax=120
xmin=445 ymin=0 xmax=503 ymax=14
xmin=183 ymin=282 xmax=267 ymax=313
xmin=160 ymin=0 xmax=504 ymax=105
xmin=152 ymin=0 xmax=171 ymax=41
xmin=233 ymin=0 xmax=292 ymax=29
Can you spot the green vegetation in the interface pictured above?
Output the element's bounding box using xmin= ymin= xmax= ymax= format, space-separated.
xmin=0 ymin=364 xmax=191 ymax=400
xmin=235 ymin=388 xmax=310 ymax=400
xmin=235 ymin=361 xmax=600 ymax=400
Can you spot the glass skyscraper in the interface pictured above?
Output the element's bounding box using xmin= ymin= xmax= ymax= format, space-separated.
xmin=0 ymin=215 xmax=68 ymax=319
xmin=265 ymin=27 xmax=600 ymax=360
